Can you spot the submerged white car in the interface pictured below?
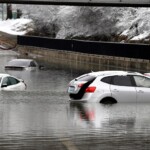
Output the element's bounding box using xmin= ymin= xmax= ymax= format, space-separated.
xmin=5 ymin=59 xmax=38 ymax=71
xmin=0 ymin=74 xmax=26 ymax=91
xmin=67 ymin=71 xmax=150 ymax=103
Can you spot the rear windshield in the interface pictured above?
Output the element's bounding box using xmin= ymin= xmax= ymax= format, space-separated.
xmin=77 ymin=75 xmax=95 ymax=81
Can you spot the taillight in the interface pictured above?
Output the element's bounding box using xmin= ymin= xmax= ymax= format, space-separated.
xmin=144 ymin=74 xmax=150 ymax=77
xmin=85 ymin=86 xmax=96 ymax=93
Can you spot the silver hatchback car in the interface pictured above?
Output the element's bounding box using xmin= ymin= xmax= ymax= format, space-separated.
xmin=67 ymin=71 xmax=150 ymax=103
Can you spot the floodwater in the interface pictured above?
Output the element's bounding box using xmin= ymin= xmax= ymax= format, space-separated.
xmin=0 ymin=50 xmax=150 ymax=150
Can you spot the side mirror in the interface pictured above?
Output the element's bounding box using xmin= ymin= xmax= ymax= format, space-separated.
xmin=1 ymin=83 xmax=8 ymax=88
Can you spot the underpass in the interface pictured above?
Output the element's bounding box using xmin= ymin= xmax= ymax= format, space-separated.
xmin=0 ymin=1 xmax=150 ymax=149
xmin=0 ymin=0 xmax=150 ymax=7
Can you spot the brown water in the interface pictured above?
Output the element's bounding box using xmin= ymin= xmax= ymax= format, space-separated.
xmin=0 ymin=50 xmax=150 ymax=150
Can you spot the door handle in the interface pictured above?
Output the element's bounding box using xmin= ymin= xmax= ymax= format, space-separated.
xmin=113 ymin=89 xmax=119 ymax=92
xmin=137 ymin=90 xmax=144 ymax=93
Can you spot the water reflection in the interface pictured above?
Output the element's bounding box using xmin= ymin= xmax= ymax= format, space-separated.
xmin=67 ymin=103 xmax=150 ymax=150
xmin=69 ymin=102 xmax=150 ymax=132
xmin=1 ymin=50 xmax=150 ymax=149
xmin=69 ymin=102 xmax=135 ymax=129
xmin=1 ymin=101 xmax=150 ymax=149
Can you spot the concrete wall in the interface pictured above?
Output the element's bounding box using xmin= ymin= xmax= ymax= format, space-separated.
xmin=17 ymin=45 xmax=150 ymax=72
xmin=0 ymin=31 xmax=17 ymax=49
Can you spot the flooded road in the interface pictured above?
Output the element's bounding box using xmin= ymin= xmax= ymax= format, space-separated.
xmin=0 ymin=50 xmax=150 ymax=150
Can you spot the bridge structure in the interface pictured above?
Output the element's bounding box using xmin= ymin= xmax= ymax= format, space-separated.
xmin=0 ymin=0 xmax=150 ymax=7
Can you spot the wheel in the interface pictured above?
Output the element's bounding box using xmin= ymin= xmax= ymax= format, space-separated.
xmin=100 ymin=97 xmax=117 ymax=104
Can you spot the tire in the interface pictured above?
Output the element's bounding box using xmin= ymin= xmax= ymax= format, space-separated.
xmin=100 ymin=97 xmax=117 ymax=104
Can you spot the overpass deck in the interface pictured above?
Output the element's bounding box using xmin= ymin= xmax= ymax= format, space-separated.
xmin=0 ymin=0 xmax=150 ymax=7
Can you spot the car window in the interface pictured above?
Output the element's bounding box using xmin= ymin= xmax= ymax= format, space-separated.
xmin=1 ymin=77 xmax=20 ymax=87
xmin=8 ymin=77 xmax=20 ymax=85
xmin=30 ymin=61 xmax=36 ymax=67
xmin=77 ymin=75 xmax=95 ymax=82
xmin=133 ymin=76 xmax=150 ymax=88
xmin=112 ymin=76 xmax=132 ymax=86
xmin=101 ymin=76 xmax=112 ymax=84
xmin=0 ymin=77 xmax=1 ymax=83
xmin=1 ymin=77 xmax=11 ymax=87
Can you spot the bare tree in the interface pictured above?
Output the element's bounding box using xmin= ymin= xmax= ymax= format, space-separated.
xmin=6 ymin=4 xmax=12 ymax=19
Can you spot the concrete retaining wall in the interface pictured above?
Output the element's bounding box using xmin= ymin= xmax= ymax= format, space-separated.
xmin=17 ymin=45 xmax=150 ymax=72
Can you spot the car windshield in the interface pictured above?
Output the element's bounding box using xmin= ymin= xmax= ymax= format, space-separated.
xmin=7 ymin=60 xmax=31 ymax=67
xmin=77 ymin=75 xmax=95 ymax=82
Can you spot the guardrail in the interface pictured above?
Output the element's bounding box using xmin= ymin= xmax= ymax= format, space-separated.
xmin=17 ymin=35 xmax=150 ymax=60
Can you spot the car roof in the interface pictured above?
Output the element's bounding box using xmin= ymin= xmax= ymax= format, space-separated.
xmin=8 ymin=59 xmax=34 ymax=62
xmin=88 ymin=70 xmax=142 ymax=77
xmin=6 ymin=59 xmax=36 ymax=67
xmin=0 ymin=73 xmax=10 ymax=78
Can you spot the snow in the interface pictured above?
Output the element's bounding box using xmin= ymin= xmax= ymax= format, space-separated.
xmin=119 ymin=8 xmax=150 ymax=42
xmin=0 ymin=18 xmax=33 ymax=35
xmin=131 ymin=32 xmax=149 ymax=41
xmin=0 ymin=6 xmax=150 ymax=43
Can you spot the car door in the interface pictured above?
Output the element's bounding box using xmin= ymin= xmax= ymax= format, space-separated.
xmin=133 ymin=75 xmax=150 ymax=102
xmin=110 ymin=75 xmax=137 ymax=102
xmin=1 ymin=76 xmax=20 ymax=91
